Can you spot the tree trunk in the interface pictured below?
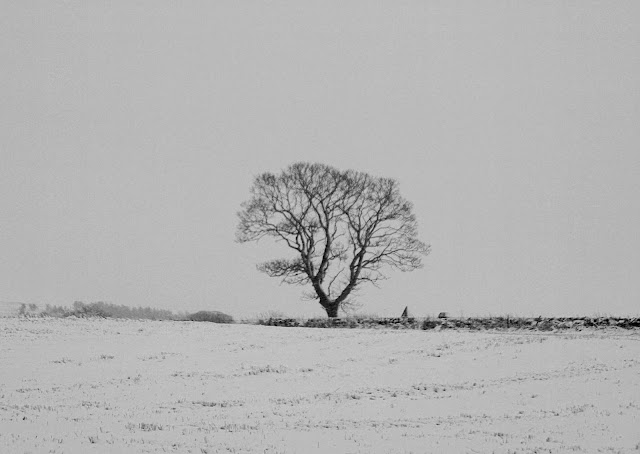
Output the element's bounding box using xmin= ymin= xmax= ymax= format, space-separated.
xmin=324 ymin=303 xmax=339 ymax=318
xmin=313 ymin=281 xmax=339 ymax=318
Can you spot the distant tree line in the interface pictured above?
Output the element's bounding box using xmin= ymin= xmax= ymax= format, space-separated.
xmin=40 ymin=301 xmax=179 ymax=320
xmin=18 ymin=303 xmax=39 ymax=316
xmin=20 ymin=301 xmax=234 ymax=323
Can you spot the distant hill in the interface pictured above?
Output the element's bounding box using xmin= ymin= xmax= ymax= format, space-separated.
xmin=0 ymin=302 xmax=22 ymax=317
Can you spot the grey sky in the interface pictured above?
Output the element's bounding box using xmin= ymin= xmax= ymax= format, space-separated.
xmin=2 ymin=1 xmax=639 ymax=317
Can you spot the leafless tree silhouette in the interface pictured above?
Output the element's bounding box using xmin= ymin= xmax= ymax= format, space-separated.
xmin=237 ymin=162 xmax=430 ymax=317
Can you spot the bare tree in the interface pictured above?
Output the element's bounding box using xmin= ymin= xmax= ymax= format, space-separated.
xmin=236 ymin=162 xmax=430 ymax=317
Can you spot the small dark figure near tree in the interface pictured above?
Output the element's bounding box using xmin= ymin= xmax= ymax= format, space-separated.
xmin=236 ymin=162 xmax=430 ymax=318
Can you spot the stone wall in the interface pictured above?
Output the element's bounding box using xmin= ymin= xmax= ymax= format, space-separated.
xmin=260 ymin=316 xmax=640 ymax=331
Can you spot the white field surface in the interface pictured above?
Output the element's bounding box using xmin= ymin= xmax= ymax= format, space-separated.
xmin=1 ymin=318 xmax=639 ymax=454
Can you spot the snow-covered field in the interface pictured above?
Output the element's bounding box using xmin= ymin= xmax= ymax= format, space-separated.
xmin=1 ymin=318 xmax=639 ymax=453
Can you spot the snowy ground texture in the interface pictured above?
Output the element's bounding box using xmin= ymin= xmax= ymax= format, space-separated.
xmin=1 ymin=318 xmax=639 ymax=454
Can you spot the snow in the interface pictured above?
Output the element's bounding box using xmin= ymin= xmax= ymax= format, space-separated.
xmin=1 ymin=318 xmax=639 ymax=453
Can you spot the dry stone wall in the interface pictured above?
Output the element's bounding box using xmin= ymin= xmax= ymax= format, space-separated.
xmin=261 ymin=317 xmax=640 ymax=331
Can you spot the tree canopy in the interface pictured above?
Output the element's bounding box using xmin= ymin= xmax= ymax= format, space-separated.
xmin=236 ymin=162 xmax=430 ymax=317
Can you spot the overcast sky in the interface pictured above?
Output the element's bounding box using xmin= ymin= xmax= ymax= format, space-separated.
xmin=2 ymin=1 xmax=639 ymax=318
